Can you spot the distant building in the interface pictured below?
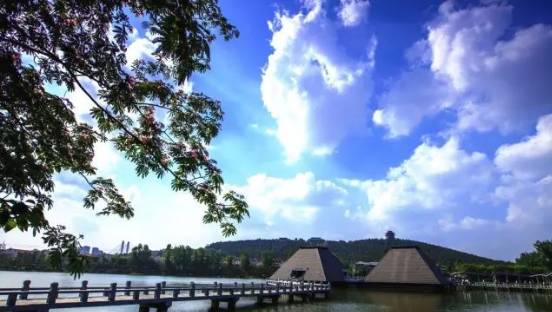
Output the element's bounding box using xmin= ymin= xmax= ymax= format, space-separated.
xmin=79 ymin=246 xmax=91 ymax=255
xmin=307 ymin=237 xmax=326 ymax=246
xmin=91 ymin=247 xmax=103 ymax=257
xmin=125 ymin=241 xmax=130 ymax=254
xmin=250 ymin=257 xmax=263 ymax=267
xmin=385 ymin=230 xmax=396 ymax=240
xmin=0 ymin=248 xmax=32 ymax=258
xmin=0 ymin=241 xmax=6 ymax=251
xmin=231 ymin=258 xmax=241 ymax=266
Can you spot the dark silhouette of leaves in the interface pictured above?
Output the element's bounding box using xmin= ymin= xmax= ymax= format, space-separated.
xmin=0 ymin=0 xmax=247 ymax=277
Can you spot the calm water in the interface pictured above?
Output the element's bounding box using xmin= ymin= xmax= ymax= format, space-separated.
xmin=1 ymin=271 xmax=552 ymax=312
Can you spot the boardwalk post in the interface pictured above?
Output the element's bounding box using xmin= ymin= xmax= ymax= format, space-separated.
xmin=125 ymin=281 xmax=131 ymax=296
xmin=276 ymin=282 xmax=280 ymax=294
xmin=154 ymin=283 xmax=161 ymax=300
xmin=211 ymin=299 xmax=220 ymax=310
xmin=80 ymin=280 xmax=89 ymax=303
xmin=190 ymin=282 xmax=195 ymax=298
xmin=260 ymin=283 xmax=264 ymax=294
xmin=251 ymin=282 xmax=255 ymax=295
xmin=47 ymin=282 xmax=59 ymax=305
xmin=108 ymin=283 xmax=117 ymax=302
xmin=7 ymin=293 xmax=17 ymax=307
xmin=228 ymin=298 xmax=237 ymax=310
xmin=173 ymin=288 xmax=180 ymax=298
xmin=133 ymin=290 xmax=140 ymax=301
xmin=20 ymin=280 xmax=31 ymax=299
xmin=161 ymin=281 xmax=166 ymax=294
xmin=218 ymin=282 xmax=223 ymax=295
xmin=241 ymin=283 xmax=245 ymax=295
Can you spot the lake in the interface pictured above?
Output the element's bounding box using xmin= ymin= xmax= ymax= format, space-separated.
xmin=1 ymin=271 xmax=552 ymax=311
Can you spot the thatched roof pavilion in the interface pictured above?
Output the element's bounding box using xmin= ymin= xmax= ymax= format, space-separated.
xmin=270 ymin=246 xmax=345 ymax=282
xmin=365 ymin=246 xmax=447 ymax=285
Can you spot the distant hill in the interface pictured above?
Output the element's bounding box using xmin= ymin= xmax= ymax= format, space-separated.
xmin=206 ymin=238 xmax=500 ymax=266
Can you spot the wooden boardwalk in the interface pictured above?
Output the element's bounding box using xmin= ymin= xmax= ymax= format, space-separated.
xmin=0 ymin=280 xmax=330 ymax=311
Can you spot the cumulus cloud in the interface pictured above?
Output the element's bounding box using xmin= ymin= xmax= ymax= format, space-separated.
xmin=495 ymin=114 xmax=552 ymax=180
xmin=438 ymin=216 xmax=494 ymax=232
xmin=231 ymin=172 xmax=347 ymax=226
xmin=261 ymin=0 xmax=375 ymax=162
xmin=126 ymin=33 xmax=157 ymax=65
xmin=342 ymin=137 xmax=496 ymax=224
xmin=494 ymin=114 xmax=552 ymax=228
xmin=372 ymin=69 xmax=455 ymax=137
xmin=338 ymin=0 xmax=370 ymax=27
xmin=374 ymin=1 xmax=552 ymax=137
xmin=7 ymin=125 xmax=550 ymax=258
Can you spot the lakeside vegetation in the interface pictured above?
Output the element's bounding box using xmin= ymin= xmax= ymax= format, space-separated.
xmin=1 ymin=239 xmax=550 ymax=279
xmin=0 ymin=244 xmax=277 ymax=278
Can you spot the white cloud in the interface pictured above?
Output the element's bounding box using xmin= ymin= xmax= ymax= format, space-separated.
xmin=374 ymin=1 xmax=552 ymax=137
xmin=494 ymin=114 xmax=552 ymax=229
xmin=372 ymin=69 xmax=455 ymax=137
xmin=439 ymin=215 xmax=493 ymax=232
xmin=343 ymin=137 xmax=496 ymax=222
xmin=4 ymin=125 xmax=551 ymax=259
xmin=495 ymin=114 xmax=552 ymax=180
xmin=92 ymin=141 xmax=122 ymax=175
xmin=0 ymin=176 xmax=225 ymax=251
xmin=126 ymin=37 xmax=156 ymax=65
xmin=426 ymin=2 xmax=513 ymax=91
xmin=334 ymin=135 xmax=551 ymax=258
xmin=261 ymin=0 xmax=375 ymax=162
xmin=232 ymin=172 xmax=347 ymax=226
xmin=338 ymin=0 xmax=370 ymax=27
xmin=66 ymin=77 xmax=101 ymax=122
xmin=496 ymin=176 xmax=552 ymax=228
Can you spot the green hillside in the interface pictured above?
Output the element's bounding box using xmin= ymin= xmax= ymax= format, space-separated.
xmin=206 ymin=238 xmax=500 ymax=266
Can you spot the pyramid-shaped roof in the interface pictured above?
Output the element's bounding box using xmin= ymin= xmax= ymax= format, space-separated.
xmin=365 ymin=246 xmax=447 ymax=285
xmin=270 ymin=246 xmax=345 ymax=282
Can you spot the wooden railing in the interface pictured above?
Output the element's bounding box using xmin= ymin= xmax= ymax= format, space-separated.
xmin=463 ymin=281 xmax=552 ymax=292
xmin=0 ymin=280 xmax=331 ymax=311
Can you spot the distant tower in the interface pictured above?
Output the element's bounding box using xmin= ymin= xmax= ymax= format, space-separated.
xmin=385 ymin=230 xmax=395 ymax=250
xmin=0 ymin=241 xmax=6 ymax=251
xmin=125 ymin=241 xmax=130 ymax=254
xmin=120 ymin=240 xmax=125 ymax=254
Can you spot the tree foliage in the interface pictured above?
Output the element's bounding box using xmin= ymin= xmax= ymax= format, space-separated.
xmin=0 ymin=0 xmax=248 ymax=276
xmin=207 ymin=238 xmax=498 ymax=267
xmin=534 ymin=240 xmax=552 ymax=270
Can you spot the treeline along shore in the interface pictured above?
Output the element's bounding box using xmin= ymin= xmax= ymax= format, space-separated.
xmin=1 ymin=238 xmax=550 ymax=279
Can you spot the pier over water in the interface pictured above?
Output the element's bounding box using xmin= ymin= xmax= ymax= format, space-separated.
xmin=0 ymin=280 xmax=330 ymax=311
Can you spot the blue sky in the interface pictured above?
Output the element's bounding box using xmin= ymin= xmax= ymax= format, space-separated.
xmin=3 ymin=0 xmax=552 ymax=261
